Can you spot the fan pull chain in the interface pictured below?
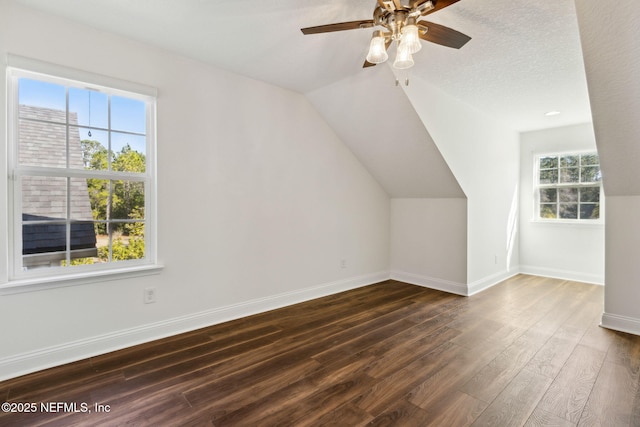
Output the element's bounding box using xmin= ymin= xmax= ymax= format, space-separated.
xmin=394 ymin=70 xmax=411 ymax=87
xmin=88 ymin=91 xmax=92 ymax=137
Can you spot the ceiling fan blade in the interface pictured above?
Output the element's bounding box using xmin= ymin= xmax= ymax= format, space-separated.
xmin=301 ymin=20 xmax=375 ymax=35
xmin=418 ymin=21 xmax=471 ymax=49
xmin=419 ymin=0 xmax=461 ymax=16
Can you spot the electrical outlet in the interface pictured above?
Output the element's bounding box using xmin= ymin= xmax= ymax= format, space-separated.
xmin=143 ymin=287 xmax=157 ymax=304
xmin=340 ymin=259 xmax=347 ymax=269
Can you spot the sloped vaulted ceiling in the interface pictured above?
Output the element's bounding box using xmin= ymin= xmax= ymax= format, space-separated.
xmin=307 ymin=65 xmax=464 ymax=198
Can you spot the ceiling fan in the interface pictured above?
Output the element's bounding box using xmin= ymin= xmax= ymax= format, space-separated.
xmin=300 ymin=0 xmax=470 ymax=70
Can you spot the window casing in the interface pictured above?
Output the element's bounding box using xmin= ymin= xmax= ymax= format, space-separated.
xmin=7 ymin=66 xmax=157 ymax=284
xmin=534 ymin=152 xmax=602 ymax=222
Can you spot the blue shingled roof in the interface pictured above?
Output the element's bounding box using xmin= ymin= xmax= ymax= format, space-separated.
xmin=22 ymin=214 xmax=97 ymax=255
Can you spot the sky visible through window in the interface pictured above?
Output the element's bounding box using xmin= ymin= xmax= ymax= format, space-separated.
xmin=18 ymin=78 xmax=146 ymax=155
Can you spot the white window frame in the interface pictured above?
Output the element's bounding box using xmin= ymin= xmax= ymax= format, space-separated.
xmin=533 ymin=150 xmax=604 ymax=224
xmin=3 ymin=57 xmax=160 ymax=294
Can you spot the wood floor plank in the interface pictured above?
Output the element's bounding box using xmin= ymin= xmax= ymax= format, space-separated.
xmin=524 ymin=407 xmax=576 ymax=427
xmin=361 ymin=311 xmax=457 ymax=360
xmin=366 ymin=399 xmax=431 ymax=427
xmin=118 ymin=332 xmax=276 ymax=381
xmin=470 ymin=369 xmax=552 ymax=426
xmin=364 ymin=325 xmax=460 ymax=379
xmin=563 ymin=301 xmax=603 ymax=333
xmin=121 ymin=325 xmax=282 ymax=379
xmin=449 ymin=316 xmax=524 ymax=351
xmin=183 ymin=354 xmax=324 ymax=414
xmin=407 ymin=341 xmax=501 ymax=410
xmin=307 ymin=402 xmax=373 ymax=427
xmin=525 ymin=327 xmax=583 ymax=379
xmin=6 ymin=368 xmax=122 ymax=402
xmin=526 ymin=283 xmax=593 ymax=337
xmin=4 ymin=360 xmax=96 ymax=399
xmin=459 ymin=329 xmax=549 ymax=403
xmin=211 ymin=353 xmax=377 ymax=426
xmin=417 ymin=391 xmax=487 ymax=427
xmin=206 ymin=323 xmax=344 ymax=380
xmin=206 ymin=376 xmax=319 ymax=426
xmin=257 ymin=372 xmax=376 ymax=427
xmin=401 ymin=291 xmax=463 ymax=324
xmin=1 ymin=276 xmax=636 ymax=427
xmin=355 ymin=341 xmax=461 ymax=416
xmin=90 ymin=359 xmax=216 ymax=404
xmin=312 ymin=317 xmax=416 ymax=365
xmin=577 ymin=361 xmax=637 ymax=426
xmin=536 ymin=344 xmax=606 ymax=424
xmin=579 ymin=321 xmax=617 ymax=353
xmin=89 ymin=332 xmax=213 ymax=373
xmin=605 ymin=330 xmax=640 ymax=377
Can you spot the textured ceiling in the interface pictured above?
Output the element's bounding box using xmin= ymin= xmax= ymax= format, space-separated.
xmin=12 ymin=0 xmax=592 ymax=131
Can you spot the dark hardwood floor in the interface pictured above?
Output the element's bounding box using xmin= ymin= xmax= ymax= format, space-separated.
xmin=1 ymin=275 xmax=640 ymax=426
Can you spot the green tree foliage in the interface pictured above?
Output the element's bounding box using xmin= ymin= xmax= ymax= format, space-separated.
xmin=112 ymin=145 xmax=145 ymax=223
xmin=97 ymin=207 xmax=145 ymax=261
xmin=81 ymin=139 xmax=109 ymax=170
xmin=82 ymin=140 xmax=145 ymax=262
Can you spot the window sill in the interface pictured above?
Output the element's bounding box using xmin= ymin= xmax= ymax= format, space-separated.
xmin=530 ymin=219 xmax=604 ymax=228
xmin=0 ymin=264 xmax=164 ymax=295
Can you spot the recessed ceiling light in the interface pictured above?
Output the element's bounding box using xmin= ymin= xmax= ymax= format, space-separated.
xmin=545 ymin=111 xmax=561 ymax=116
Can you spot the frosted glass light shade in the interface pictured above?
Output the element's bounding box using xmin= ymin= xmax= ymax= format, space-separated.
xmin=400 ymin=24 xmax=421 ymax=54
xmin=366 ymin=32 xmax=388 ymax=64
xmin=393 ymin=44 xmax=414 ymax=69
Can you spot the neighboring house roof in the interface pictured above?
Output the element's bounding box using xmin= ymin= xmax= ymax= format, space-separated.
xmin=22 ymin=214 xmax=97 ymax=255
xmin=19 ymin=105 xmax=97 ymax=262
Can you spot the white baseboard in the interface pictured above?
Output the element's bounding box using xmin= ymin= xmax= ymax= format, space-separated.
xmin=389 ymin=269 xmax=518 ymax=296
xmin=519 ymin=265 xmax=604 ymax=285
xmin=600 ymin=312 xmax=640 ymax=336
xmin=0 ymin=270 xmax=390 ymax=382
xmin=467 ymin=269 xmax=520 ymax=296
xmin=390 ymin=270 xmax=467 ymax=296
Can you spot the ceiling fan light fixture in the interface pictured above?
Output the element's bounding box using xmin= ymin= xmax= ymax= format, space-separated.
xmin=393 ymin=44 xmax=414 ymax=69
xmin=400 ymin=23 xmax=421 ymax=54
xmin=366 ymin=30 xmax=388 ymax=64
xmin=300 ymin=0 xmax=471 ymax=75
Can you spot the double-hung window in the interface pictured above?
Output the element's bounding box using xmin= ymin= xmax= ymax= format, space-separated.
xmin=7 ymin=64 xmax=157 ymax=284
xmin=535 ymin=152 xmax=602 ymax=221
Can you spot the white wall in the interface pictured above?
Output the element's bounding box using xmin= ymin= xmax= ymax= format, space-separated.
xmin=390 ymin=198 xmax=467 ymax=294
xmin=0 ymin=1 xmax=390 ymax=380
xmin=519 ymin=124 xmax=604 ymax=284
xmin=574 ymin=0 xmax=640 ymax=335
xmin=603 ymin=196 xmax=640 ymax=333
xmin=400 ymin=75 xmax=520 ymax=294
xmin=305 ymin=68 xmax=470 ymax=296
